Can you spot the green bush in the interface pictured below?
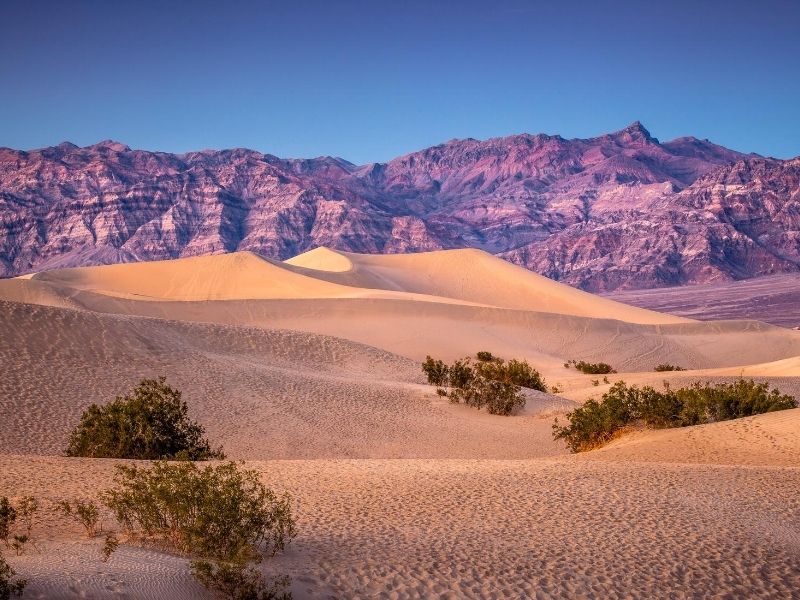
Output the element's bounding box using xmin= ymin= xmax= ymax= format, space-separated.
xmin=449 ymin=375 xmax=525 ymax=416
xmin=0 ymin=499 xmax=15 ymax=548
xmin=0 ymin=497 xmax=38 ymax=556
xmin=421 ymin=353 xmax=547 ymax=415
xmin=475 ymin=358 xmax=547 ymax=392
xmin=66 ymin=377 xmax=223 ymax=460
xmin=675 ymin=379 xmax=797 ymax=423
xmin=421 ymin=356 xmax=449 ymax=386
xmin=104 ymin=461 xmax=295 ymax=563
xmin=654 ymin=364 xmax=685 ymax=372
xmin=566 ymin=360 xmax=616 ymax=375
xmin=447 ymin=359 xmax=474 ymax=390
xmin=553 ymin=379 xmax=797 ymax=452
xmin=57 ymin=500 xmax=101 ymax=537
xmin=0 ymin=554 xmax=25 ymax=600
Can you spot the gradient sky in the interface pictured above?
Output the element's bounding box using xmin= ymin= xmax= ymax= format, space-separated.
xmin=1 ymin=0 xmax=798 ymax=163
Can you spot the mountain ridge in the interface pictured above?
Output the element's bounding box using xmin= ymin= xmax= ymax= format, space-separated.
xmin=1 ymin=122 xmax=796 ymax=291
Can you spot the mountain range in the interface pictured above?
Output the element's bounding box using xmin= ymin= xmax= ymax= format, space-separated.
xmin=1 ymin=121 xmax=798 ymax=290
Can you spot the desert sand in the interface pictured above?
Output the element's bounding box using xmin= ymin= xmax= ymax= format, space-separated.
xmin=1 ymin=248 xmax=798 ymax=598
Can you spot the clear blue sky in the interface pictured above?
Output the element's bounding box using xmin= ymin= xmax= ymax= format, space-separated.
xmin=1 ymin=0 xmax=798 ymax=163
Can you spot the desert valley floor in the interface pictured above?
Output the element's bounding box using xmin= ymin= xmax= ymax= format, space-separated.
xmin=1 ymin=248 xmax=799 ymax=599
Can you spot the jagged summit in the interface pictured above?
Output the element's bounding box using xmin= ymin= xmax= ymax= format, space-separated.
xmin=87 ymin=140 xmax=131 ymax=152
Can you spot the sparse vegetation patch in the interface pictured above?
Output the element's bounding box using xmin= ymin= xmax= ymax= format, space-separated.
xmin=553 ymin=379 xmax=797 ymax=452
xmin=103 ymin=460 xmax=295 ymax=599
xmin=422 ymin=352 xmax=547 ymax=415
xmin=564 ymin=359 xmax=617 ymax=374
xmin=65 ymin=377 xmax=224 ymax=460
xmin=654 ymin=364 xmax=686 ymax=372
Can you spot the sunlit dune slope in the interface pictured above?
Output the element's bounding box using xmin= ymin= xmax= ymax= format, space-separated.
xmin=285 ymin=247 xmax=687 ymax=324
xmin=3 ymin=248 xmax=800 ymax=375
xmin=1 ymin=246 xmax=683 ymax=323
xmin=585 ymin=408 xmax=800 ymax=466
xmin=0 ymin=299 xmax=567 ymax=459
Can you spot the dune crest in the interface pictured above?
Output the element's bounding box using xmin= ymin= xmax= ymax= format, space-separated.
xmin=289 ymin=247 xmax=688 ymax=324
xmin=7 ymin=246 xmax=688 ymax=324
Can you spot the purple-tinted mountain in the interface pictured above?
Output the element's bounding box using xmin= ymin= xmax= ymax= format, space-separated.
xmin=1 ymin=122 xmax=797 ymax=290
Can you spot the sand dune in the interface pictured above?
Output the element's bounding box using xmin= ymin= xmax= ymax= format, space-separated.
xmin=1 ymin=248 xmax=799 ymax=598
xmin=0 ymin=300 xmax=567 ymax=459
xmin=2 ymin=455 xmax=799 ymax=599
xmin=286 ymin=247 xmax=686 ymax=324
xmin=587 ymin=407 xmax=800 ymax=466
xmin=14 ymin=247 xmax=683 ymax=323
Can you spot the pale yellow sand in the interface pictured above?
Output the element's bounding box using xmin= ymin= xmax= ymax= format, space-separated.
xmin=1 ymin=451 xmax=799 ymax=599
xmin=587 ymin=407 xmax=800 ymax=466
xmin=1 ymin=248 xmax=799 ymax=598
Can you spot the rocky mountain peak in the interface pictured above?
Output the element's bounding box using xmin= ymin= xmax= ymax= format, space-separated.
xmin=88 ymin=140 xmax=132 ymax=152
xmin=0 ymin=124 xmax=796 ymax=291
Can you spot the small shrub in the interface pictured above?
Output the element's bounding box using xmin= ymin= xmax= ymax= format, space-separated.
xmin=15 ymin=498 xmax=37 ymax=540
xmin=100 ymin=533 xmax=119 ymax=563
xmin=675 ymin=379 xmax=797 ymax=423
xmin=655 ymin=364 xmax=685 ymax=372
xmin=10 ymin=536 xmax=28 ymax=557
xmin=476 ymin=358 xmax=547 ymax=392
xmin=0 ymin=499 xmax=16 ymax=548
xmin=553 ymin=379 xmax=797 ymax=452
xmin=570 ymin=360 xmax=616 ymax=375
xmin=421 ymin=356 xmax=449 ymax=386
xmin=591 ymin=379 xmax=599 ymax=387
xmin=104 ymin=461 xmax=295 ymax=563
xmin=191 ymin=560 xmax=291 ymax=600
xmin=66 ymin=377 xmax=224 ymax=460
xmin=57 ymin=500 xmax=101 ymax=537
xmin=423 ymin=353 xmax=547 ymax=416
xmin=550 ymin=384 xmax=563 ymax=394
xmin=447 ymin=359 xmax=474 ymax=390
xmin=0 ymin=554 xmax=26 ymax=599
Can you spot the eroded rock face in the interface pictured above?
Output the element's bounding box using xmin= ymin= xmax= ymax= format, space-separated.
xmin=1 ymin=123 xmax=797 ymax=290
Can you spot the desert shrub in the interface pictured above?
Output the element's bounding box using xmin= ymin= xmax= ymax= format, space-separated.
xmin=104 ymin=461 xmax=295 ymax=599
xmin=424 ymin=354 xmax=541 ymax=416
xmin=476 ymin=351 xmax=496 ymax=362
xmin=15 ymin=498 xmax=36 ymax=540
xmin=100 ymin=533 xmax=119 ymax=563
xmin=421 ymin=356 xmax=449 ymax=386
xmin=9 ymin=537 xmax=27 ymax=557
xmin=191 ymin=560 xmax=291 ymax=600
xmin=476 ymin=358 xmax=547 ymax=392
xmin=567 ymin=360 xmax=616 ymax=375
xmin=447 ymin=359 xmax=475 ymax=389
xmin=66 ymin=377 xmax=224 ymax=460
xmin=57 ymin=500 xmax=101 ymax=537
xmin=553 ymin=379 xmax=797 ymax=452
xmin=449 ymin=375 xmax=525 ymax=416
xmin=654 ymin=364 xmax=685 ymax=372
xmin=675 ymin=379 xmax=797 ymax=423
xmin=0 ymin=499 xmax=15 ymax=548
xmin=0 ymin=497 xmax=38 ymax=556
xmin=104 ymin=461 xmax=295 ymax=563
xmin=0 ymin=554 xmax=25 ymax=600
